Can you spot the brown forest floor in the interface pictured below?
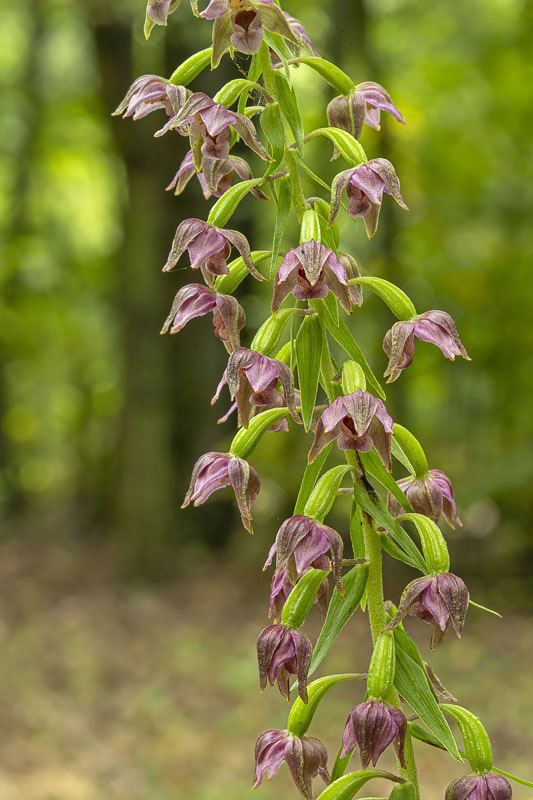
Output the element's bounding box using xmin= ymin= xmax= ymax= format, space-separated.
xmin=0 ymin=539 xmax=531 ymax=800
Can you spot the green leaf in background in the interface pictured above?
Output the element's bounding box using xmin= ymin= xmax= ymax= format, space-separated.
xmin=270 ymin=174 xmax=292 ymax=276
xmin=272 ymin=70 xmax=304 ymax=154
xmin=287 ymin=673 xmax=364 ymax=737
xmin=316 ymin=770 xmax=404 ymax=800
xmin=352 ymin=479 xmax=427 ymax=573
xmin=293 ymin=444 xmax=333 ymax=515
xmin=296 ymin=313 xmax=324 ymax=431
xmin=308 ymin=563 xmax=369 ymax=677
xmin=359 ymin=450 xmax=413 ymax=513
xmin=394 ymin=637 xmax=462 ymax=760
xmin=289 ymin=56 xmax=355 ymax=95
xmin=207 ymin=178 xmax=266 ymax=228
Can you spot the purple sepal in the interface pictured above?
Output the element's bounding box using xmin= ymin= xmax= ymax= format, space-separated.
xmin=446 ymin=772 xmax=512 ymax=800
xmin=253 ymin=728 xmax=329 ymax=799
xmin=273 ymin=240 xmax=352 ymax=314
xmin=256 ymin=623 xmax=312 ymax=702
xmin=340 ymin=700 xmax=407 ymax=769
xmin=388 ymin=468 xmax=462 ymax=528
xmin=161 ymin=283 xmax=245 ymax=353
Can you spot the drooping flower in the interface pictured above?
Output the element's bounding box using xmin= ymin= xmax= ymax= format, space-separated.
xmin=182 ymin=451 xmax=260 ymax=533
xmin=113 ymin=75 xmax=188 ymax=121
xmin=145 ymin=0 xmax=181 ymax=30
xmin=212 ymin=347 xmax=299 ymax=428
xmin=386 ymin=572 xmax=470 ymax=649
xmin=272 ymin=240 xmax=353 ymax=313
xmin=155 ymin=92 xmax=270 ymax=170
xmin=256 ymin=623 xmax=312 ymax=702
xmin=341 ymin=700 xmax=407 ymax=768
xmin=329 ymin=159 xmax=408 ymax=238
xmin=308 ymin=390 xmax=394 ymax=469
xmin=327 ymin=82 xmax=405 ymax=142
xmin=383 ymin=310 xmax=470 ymax=382
xmin=388 ymin=468 xmax=462 ymax=528
xmin=161 ymin=283 xmax=245 ymax=353
xmin=253 ymin=728 xmax=329 ymax=799
xmin=167 ymin=150 xmax=268 ymax=200
xmin=264 ymin=514 xmax=344 ymax=595
xmin=163 ymin=218 xmax=264 ymax=285
xmin=198 ymin=0 xmax=302 ymax=66
xmin=446 ymin=772 xmax=512 ymax=800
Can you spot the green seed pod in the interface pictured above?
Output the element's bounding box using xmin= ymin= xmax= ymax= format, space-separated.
xmin=281 ymin=568 xmax=330 ymax=629
xmin=441 ymin=704 xmax=493 ymax=773
xmin=396 ymin=513 xmax=450 ymax=574
xmin=168 ymin=47 xmax=212 ymax=86
xmin=214 ymin=251 xmax=270 ymax=294
xmin=207 ymin=179 xmax=267 ymax=228
xmin=341 ymin=360 xmax=367 ymax=394
xmin=250 ymin=309 xmax=297 ymax=356
xmin=348 ymin=277 xmax=416 ymax=321
xmin=300 ymin=208 xmax=322 ymax=244
xmin=287 ymin=673 xmax=364 ymax=737
xmin=304 ymin=465 xmax=352 ymax=522
xmin=367 ymin=632 xmax=396 ymax=700
xmin=229 ymin=408 xmax=290 ymax=460
xmin=392 ymin=424 xmax=429 ymax=479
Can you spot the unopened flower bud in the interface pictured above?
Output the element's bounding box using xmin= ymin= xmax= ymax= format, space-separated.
xmin=446 ymin=773 xmax=512 ymax=800
xmin=257 ymin=623 xmax=312 ymax=702
xmin=341 ymin=699 xmax=407 ymax=768
xmin=253 ymin=728 xmax=329 ymax=799
xmin=366 ymin=631 xmax=396 ymax=700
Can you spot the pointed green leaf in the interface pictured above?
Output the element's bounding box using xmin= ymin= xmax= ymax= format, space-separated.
xmin=293 ymin=444 xmax=333 ymax=515
xmin=359 ymin=450 xmax=413 ymax=513
xmin=272 ymin=70 xmax=304 ymax=155
xmin=391 ymin=436 xmax=416 ymax=475
xmin=394 ymin=638 xmax=462 ymax=760
xmin=250 ymin=308 xmax=298 ymax=356
xmin=260 ymin=102 xmax=286 ymax=171
xmin=308 ymin=563 xmax=369 ymax=677
xmin=296 ymin=313 xmax=324 ymax=431
xmin=392 ymin=424 xmax=428 ymax=478
xmin=352 ymin=478 xmax=427 ymax=573
xmin=271 ymin=174 xmax=292 ymax=275
xmin=378 ymin=532 xmax=420 ymax=570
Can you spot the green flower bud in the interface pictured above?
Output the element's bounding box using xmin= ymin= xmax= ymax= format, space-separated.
xmin=230 ymin=408 xmax=290 ymax=460
xmin=341 ymin=360 xmax=367 ymax=394
xmin=348 ymin=277 xmax=416 ymax=321
xmin=168 ymin=47 xmax=212 ymax=86
xmin=300 ymin=208 xmax=322 ymax=244
xmin=251 ymin=309 xmax=298 ymax=356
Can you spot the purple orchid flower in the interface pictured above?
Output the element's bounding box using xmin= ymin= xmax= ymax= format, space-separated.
xmin=113 ymin=76 xmax=188 ymax=121
xmin=253 ymin=728 xmax=329 ymax=799
xmin=327 ymin=82 xmax=405 ymax=142
xmin=145 ymin=0 xmax=181 ymax=27
xmin=163 ymin=218 xmax=264 ymax=285
xmin=161 ymin=283 xmax=245 ymax=353
xmin=388 ymin=468 xmax=462 ymax=528
xmin=308 ymin=390 xmax=394 ymax=469
xmin=197 ymin=0 xmax=302 ymax=66
xmin=341 ymin=700 xmax=407 ymax=768
xmin=264 ymin=514 xmax=345 ymax=595
xmin=155 ymin=92 xmax=270 ymax=170
xmin=267 ymin=565 xmax=329 ymax=622
xmin=329 ymin=158 xmax=408 ymax=238
xmin=167 ymin=150 xmax=267 ymax=200
xmin=212 ymin=347 xmax=300 ymax=428
xmin=383 ymin=310 xmax=470 ymax=382
xmin=182 ymin=451 xmax=260 ymax=533
xmin=446 ymin=773 xmax=512 ymax=800
xmin=272 ymin=240 xmax=353 ymax=314
xmin=386 ymin=572 xmax=470 ymax=649
xmin=256 ymin=623 xmax=312 ymax=702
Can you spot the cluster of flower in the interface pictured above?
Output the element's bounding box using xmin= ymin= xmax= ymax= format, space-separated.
xmin=112 ymin=2 xmax=518 ymax=799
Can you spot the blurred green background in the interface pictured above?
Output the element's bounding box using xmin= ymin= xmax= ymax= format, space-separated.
xmin=0 ymin=0 xmax=532 ymax=798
